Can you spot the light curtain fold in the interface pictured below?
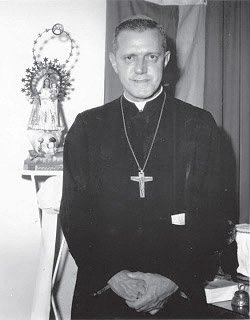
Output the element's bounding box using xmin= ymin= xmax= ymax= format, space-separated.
xmin=175 ymin=4 xmax=206 ymax=107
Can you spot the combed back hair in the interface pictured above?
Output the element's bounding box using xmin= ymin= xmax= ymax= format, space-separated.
xmin=112 ymin=15 xmax=168 ymax=53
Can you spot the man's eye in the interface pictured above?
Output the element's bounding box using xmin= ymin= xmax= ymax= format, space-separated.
xmin=125 ymin=56 xmax=134 ymax=62
xmin=147 ymin=54 xmax=158 ymax=62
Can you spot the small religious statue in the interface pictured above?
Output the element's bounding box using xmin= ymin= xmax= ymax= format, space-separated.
xmin=26 ymin=75 xmax=65 ymax=156
xmin=28 ymin=78 xmax=61 ymax=132
xmin=22 ymin=23 xmax=80 ymax=158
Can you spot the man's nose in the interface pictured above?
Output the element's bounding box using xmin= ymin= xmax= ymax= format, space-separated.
xmin=134 ymin=58 xmax=147 ymax=74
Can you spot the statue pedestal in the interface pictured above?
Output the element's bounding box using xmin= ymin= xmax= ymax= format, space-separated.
xmin=22 ymin=170 xmax=63 ymax=320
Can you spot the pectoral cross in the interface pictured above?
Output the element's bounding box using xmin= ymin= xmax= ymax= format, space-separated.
xmin=131 ymin=170 xmax=153 ymax=198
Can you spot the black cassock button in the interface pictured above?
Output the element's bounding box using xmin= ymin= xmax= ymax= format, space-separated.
xmin=87 ymin=265 xmax=93 ymax=272
xmin=107 ymin=226 xmax=119 ymax=236
xmin=136 ymin=226 xmax=144 ymax=235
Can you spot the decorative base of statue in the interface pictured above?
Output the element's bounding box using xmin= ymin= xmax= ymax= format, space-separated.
xmin=27 ymin=129 xmax=63 ymax=156
xmin=25 ymin=127 xmax=64 ymax=171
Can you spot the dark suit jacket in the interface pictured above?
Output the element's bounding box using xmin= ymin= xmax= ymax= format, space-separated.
xmin=60 ymin=91 xmax=229 ymax=317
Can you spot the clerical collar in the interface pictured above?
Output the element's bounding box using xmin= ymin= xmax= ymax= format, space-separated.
xmin=123 ymin=86 xmax=163 ymax=112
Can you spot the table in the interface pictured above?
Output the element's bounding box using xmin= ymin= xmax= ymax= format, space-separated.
xmin=22 ymin=170 xmax=63 ymax=320
xmin=209 ymin=301 xmax=249 ymax=319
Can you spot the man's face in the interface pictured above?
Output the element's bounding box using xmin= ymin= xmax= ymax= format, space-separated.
xmin=109 ymin=28 xmax=170 ymax=102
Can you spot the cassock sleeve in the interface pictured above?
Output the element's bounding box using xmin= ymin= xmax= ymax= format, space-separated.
xmin=60 ymin=113 xmax=91 ymax=268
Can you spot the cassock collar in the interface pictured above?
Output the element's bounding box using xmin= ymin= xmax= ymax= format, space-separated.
xmin=121 ymin=89 xmax=166 ymax=120
xmin=124 ymin=87 xmax=163 ymax=111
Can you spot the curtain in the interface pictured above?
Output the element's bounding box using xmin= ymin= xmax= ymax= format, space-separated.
xmin=204 ymin=0 xmax=250 ymax=223
xmin=175 ymin=4 xmax=206 ymax=107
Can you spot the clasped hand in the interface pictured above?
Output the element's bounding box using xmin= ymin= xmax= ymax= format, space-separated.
xmin=108 ymin=270 xmax=178 ymax=315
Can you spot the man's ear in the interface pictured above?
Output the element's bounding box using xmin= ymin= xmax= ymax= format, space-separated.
xmin=109 ymin=52 xmax=118 ymax=74
xmin=164 ymin=51 xmax=171 ymax=68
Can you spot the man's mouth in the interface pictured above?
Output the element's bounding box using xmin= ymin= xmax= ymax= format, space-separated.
xmin=132 ymin=79 xmax=150 ymax=83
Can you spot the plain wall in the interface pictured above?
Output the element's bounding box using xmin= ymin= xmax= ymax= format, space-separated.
xmin=0 ymin=1 xmax=106 ymax=319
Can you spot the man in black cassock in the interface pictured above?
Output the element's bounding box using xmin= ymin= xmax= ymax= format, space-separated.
xmin=60 ymin=16 xmax=230 ymax=319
